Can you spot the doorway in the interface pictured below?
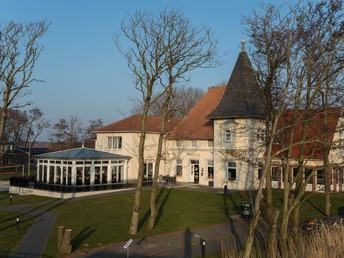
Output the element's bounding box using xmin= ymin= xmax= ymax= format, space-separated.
xmin=190 ymin=160 xmax=199 ymax=183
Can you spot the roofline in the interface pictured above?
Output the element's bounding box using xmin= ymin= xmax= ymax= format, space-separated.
xmin=207 ymin=115 xmax=266 ymax=120
xmin=95 ymin=130 xmax=168 ymax=134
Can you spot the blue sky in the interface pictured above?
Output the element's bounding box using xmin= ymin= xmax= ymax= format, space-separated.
xmin=1 ymin=0 xmax=283 ymax=140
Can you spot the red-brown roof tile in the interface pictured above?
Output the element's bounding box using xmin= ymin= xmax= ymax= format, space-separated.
xmin=168 ymin=86 xmax=226 ymax=140
xmin=96 ymin=115 xmax=181 ymax=133
xmin=273 ymin=108 xmax=342 ymax=159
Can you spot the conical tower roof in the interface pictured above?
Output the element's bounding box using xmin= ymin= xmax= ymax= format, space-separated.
xmin=207 ymin=42 xmax=266 ymax=119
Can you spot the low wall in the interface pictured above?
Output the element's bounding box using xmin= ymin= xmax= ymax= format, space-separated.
xmin=9 ymin=186 xmax=134 ymax=199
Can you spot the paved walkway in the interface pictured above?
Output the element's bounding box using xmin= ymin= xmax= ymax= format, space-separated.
xmin=0 ymin=199 xmax=62 ymax=258
xmin=75 ymin=219 xmax=267 ymax=258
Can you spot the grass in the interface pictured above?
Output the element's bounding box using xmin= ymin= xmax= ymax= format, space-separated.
xmin=0 ymin=187 xmax=343 ymax=257
xmin=0 ymin=208 xmax=36 ymax=257
xmin=0 ymin=191 xmax=54 ymax=206
xmin=42 ymin=189 xmax=244 ymax=256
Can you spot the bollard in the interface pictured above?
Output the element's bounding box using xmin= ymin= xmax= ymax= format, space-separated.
xmin=16 ymin=217 xmax=20 ymax=231
xmin=10 ymin=195 xmax=12 ymax=205
xmin=200 ymin=238 xmax=206 ymax=258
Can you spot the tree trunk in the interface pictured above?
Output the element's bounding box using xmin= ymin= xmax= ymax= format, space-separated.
xmin=325 ymin=166 xmax=331 ymax=216
xmin=265 ymin=164 xmax=274 ymax=222
xmin=268 ymin=209 xmax=280 ymax=257
xmin=147 ymin=83 xmax=171 ymax=230
xmin=292 ymin=204 xmax=300 ymax=235
xmin=147 ymin=132 xmax=164 ymax=230
xmin=129 ymin=106 xmax=150 ymax=235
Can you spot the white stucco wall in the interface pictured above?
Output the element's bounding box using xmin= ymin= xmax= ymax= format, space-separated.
xmin=95 ymin=131 xmax=171 ymax=180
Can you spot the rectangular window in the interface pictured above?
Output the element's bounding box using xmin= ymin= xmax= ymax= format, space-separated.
xmin=144 ymin=163 xmax=154 ymax=180
xmin=107 ymin=136 xmax=122 ymax=150
xmin=207 ymin=160 xmax=214 ymax=178
xmin=208 ymin=140 xmax=214 ymax=147
xmin=176 ymin=159 xmax=183 ymax=176
xmin=271 ymin=166 xmax=278 ymax=181
xmin=258 ymin=167 xmax=263 ymax=180
xmin=225 ymin=130 xmax=231 ymax=142
xmin=176 ymin=140 xmax=181 ymax=147
xmin=228 ymin=161 xmax=236 ymax=181
xmin=256 ymin=129 xmax=266 ymax=141
xmin=192 ymin=140 xmax=197 ymax=148
xmin=317 ymin=170 xmax=325 ymax=185
xmin=304 ymin=168 xmax=313 ymax=183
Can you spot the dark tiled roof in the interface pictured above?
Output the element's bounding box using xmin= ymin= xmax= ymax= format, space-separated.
xmin=207 ymin=50 xmax=266 ymax=119
xmin=95 ymin=115 xmax=181 ymax=133
xmin=168 ymin=86 xmax=226 ymax=140
xmin=35 ymin=147 xmax=130 ymax=160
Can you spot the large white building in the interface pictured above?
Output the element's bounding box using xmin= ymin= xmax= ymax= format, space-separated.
xmin=94 ymin=44 xmax=344 ymax=192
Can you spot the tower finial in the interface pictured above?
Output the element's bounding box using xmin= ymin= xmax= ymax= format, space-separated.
xmin=241 ymin=39 xmax=246 ymax=52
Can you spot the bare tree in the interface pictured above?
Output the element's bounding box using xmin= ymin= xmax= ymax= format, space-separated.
xmin=131 ymin=86 xmax=205 ymax=118
xmin=242 ymin=0 xmax=344 ymax=256
xmin=115 ymin=7 xmax=219 ymax=234
xmin=147 ymin=9 xmax=219 ymax=230
xmin=82 ymin=118 xmax=103 ymax=148
xmin=0 ymin=21 xmax=49 ymax=160
xmin=50 ymin=116 xmax=83 ymax=150
xmin=115 ymin=9 xmax=170 ymax=235
xmin=22 ymin=107 xmax=50 ymax=149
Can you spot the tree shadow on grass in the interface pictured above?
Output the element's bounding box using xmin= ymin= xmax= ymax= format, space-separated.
xmin=0 ymin=199 xmax=69 ymax=231
xmin=71 ymin=226 xmax=95 ymax=251
xmin=225 ymin=192 xmax=244 ymax=246
xmin=155 ymin=188 xmax=172 ymax=226
xmin=137 ymin=187 xmax=168 ymax=232
xmin=305 ymin=198 xmax=325 ymax=216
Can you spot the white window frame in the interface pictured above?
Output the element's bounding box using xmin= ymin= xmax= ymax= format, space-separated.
xmin=224 ymin=129 xmax=231 ymax=142
xmin=271 ymin=166 xmax=278 ymax=181
xmin=176 ymin=159 xmax=183 ymax=176
xmin=107 ymin=136 xmax=122 ymax=150
xmin=227 ymin=161 xmax=236 ymax=181
xmin=207 ymin=160 xmax=214 ymax=178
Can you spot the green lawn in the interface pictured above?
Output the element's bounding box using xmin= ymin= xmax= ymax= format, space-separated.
xmin=0 ymin=209 xmax=36 ymax=257
xmin=43 ymin=189 xmax=244 ymax=256
xmin=1 ymin=188 xmax=344 ymax=257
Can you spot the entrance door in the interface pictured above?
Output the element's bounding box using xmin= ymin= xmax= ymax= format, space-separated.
xmin=190 ymin=160 xmax=199 ymax=183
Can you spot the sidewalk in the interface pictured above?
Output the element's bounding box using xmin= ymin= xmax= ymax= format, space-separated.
xmin=75 ymin=219 xmax=267 ymax=258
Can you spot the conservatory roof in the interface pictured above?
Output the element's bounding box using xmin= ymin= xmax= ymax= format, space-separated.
xmin=35 ymin=147 xmax=130 ymax=160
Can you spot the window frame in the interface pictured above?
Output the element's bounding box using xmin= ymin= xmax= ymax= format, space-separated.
xmin=271 ymin=166 xmax=278 ymax=181
xmin=224 ymin=129 xmax=231 ymax=142
xmin=227 ymin=161 xmax=236 ymax=181
xmin=176 ymin=159 xmax=183 ymax=176
xmin=207 ymin=160 xmax=214 ymax=178
xmin=107 ymin=136 xmax=122 ymax=150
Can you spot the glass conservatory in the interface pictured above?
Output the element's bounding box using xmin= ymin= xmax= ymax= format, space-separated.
xmin=35 ymin=147 xmax=131 ymax=192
